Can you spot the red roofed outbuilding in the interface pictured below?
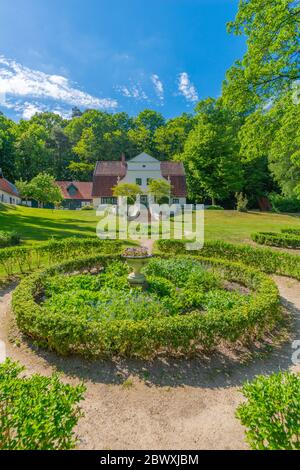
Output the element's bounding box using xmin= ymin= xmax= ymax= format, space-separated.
xmin=0 ymin=170 xmax=21 ymax=205
xmin=55 ymin=181 xmax=93 ymax=210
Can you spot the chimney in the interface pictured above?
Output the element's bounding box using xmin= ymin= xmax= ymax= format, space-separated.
xmin=121 ymin=153 xmax=126 ymax=165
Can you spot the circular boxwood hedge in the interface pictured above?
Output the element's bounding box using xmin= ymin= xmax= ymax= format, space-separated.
xmin=12 ymin=253 xmax=281 ymax=358
xmin=251 ymin=231 xmax=300 ymax=249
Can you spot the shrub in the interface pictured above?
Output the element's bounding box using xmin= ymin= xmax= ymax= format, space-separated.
xmin=80 ymin=205 xmax=94 ymax=211
xmin=206 ymin=205 xmax=224 ymax=210
xmin=269 ymin=193 xmax=300 ymax=213
xmin=0 ymin=237 xmax=123 ymax=276
xmin=12 ymin=253 xmax=281 ymax=358
xmin=282 ymin=228 xmax=300 ymax=236
xmin=236 ymin=372 xmax=300 ymax=450
xmin=155 ymin=239 xmax=300 ymax=280
xmin=0 ymin=359 xmax=85 ymax=450
xmin=235 ymin=192 xmax=248 ymax=212
xmin=0 ymin=230 xmax=21 ymax=248
xmin=251 ymin=231 xmax=300 ymax=249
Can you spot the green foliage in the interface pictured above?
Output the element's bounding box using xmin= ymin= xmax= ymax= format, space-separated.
xmin=206 ymin=205 xmax=224 ymax=211
xmin=16 ymin=173 xmax=63 ymax=207
xmin=0 ymin=230 xmax=21 ymax=248
xmin=223 ymin=0 xmax=300 ymax=111
xmin=0 ymin=359 xmax=85 ymax=450
xmin=112 ymin=182 xmax=142 ymax=204
xmin=269 ymin=193 xmax=300 ymax=213
xmin=179 ymin=98 xmax=244 ymax=203
xmin=282 ymin=228 xmax=300 ymax=236
xmin=147 ymin=179 xmax=171 ymax=202
xmin=0 ymin=237 xmax=123 ymax=275
xmin=155 ymin=239 xmax=300 ymax=280
xmin=12 ymin=253 xmax=281 ymax=358
xmin=80 ymin=204 xmax=94 ymax=210
xmin=238 ymin=95 xmax=300 ymax=199
xmin=251 ymin=231 xmax=300 ymax=249
xmin=236 ymin=372 xmax=300 ymax=450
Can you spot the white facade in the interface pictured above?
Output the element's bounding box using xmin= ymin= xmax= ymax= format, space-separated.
xmin=0 ymin=189 xmax=21 ymax=205
xmin=93 ymin=152 xmax=187 ymax=207
xmin=121 ymin=153 xmax=186 ymax=205
xmin=121 ymin=153 xmax=165 ymax=190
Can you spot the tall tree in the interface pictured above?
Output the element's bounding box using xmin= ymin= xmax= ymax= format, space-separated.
xmin=154 ymin=113 xmax=195 ymax=160
xmin=238 ymin=93 xmax=300 ymax=197
xmin=0 ymin=114 xmax=16 ymax=180
xmin=180 ymin=99 xmax=244 ymax=204
xmin=223 ymin=0 xmax=300 ymax=111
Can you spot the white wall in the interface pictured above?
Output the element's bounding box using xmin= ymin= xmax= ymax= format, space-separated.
xmin=121 ymin=153 xmax=166 ymax=191
xmin=0 ymin=190 xmax=21 ymax=205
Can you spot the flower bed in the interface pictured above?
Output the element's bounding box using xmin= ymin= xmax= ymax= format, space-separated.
xmin=251 ymin=231 xmax=300 ymax=249
xmin=12 ymin=253 xmax=281 ymax=358
xmin=155 ymin=239 xmax=300 ymax=280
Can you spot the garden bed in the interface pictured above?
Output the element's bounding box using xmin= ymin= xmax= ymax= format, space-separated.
xmin=12 ymin=253 xmax=281 ymax=359
xmin=155 ymin=239 xmax=300 ymax=280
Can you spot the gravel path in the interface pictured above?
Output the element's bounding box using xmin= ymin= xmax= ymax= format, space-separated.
xmin=0 ymin=276 xmax=299 ymax=450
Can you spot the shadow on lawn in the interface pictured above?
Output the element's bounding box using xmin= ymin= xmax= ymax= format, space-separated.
xmin=0 ymin=210 xmax=96 ymax=241
xmin=23 ymin=295 xmax=299 ymax=390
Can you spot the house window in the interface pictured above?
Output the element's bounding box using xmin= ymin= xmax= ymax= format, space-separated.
xmin=136 ymin=178 xmax=142 ymax=186
xmin=172 ymin=198 xmax=179 ymax=204
xmin=67 ymin=185 xmax=78 ymax=197
xmin=101 ymin=197 xmax=117 ymax=205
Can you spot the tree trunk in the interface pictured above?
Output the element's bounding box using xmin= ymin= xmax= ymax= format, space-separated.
xmin=211 ymin=196 xmax=216 ymax=206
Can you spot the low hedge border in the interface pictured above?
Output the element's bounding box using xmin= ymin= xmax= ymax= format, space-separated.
xmin=251 ymin=231 xmax=300 ymax=249
xmin=282 ymin=228 xmax=300 ymax=236
xmin=155 ymin=239 xmax=300 ymax=280
xmin=12 ymin=253 xmax=281 ymax=358
xmin=0 ymin=237 xmax=123 ymax=276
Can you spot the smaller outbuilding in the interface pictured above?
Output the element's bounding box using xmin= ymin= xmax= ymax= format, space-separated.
xmin=55 ymin=181 xmax=93 ymax=210
xmin=0 ymin=169 xmax=21 ymax=205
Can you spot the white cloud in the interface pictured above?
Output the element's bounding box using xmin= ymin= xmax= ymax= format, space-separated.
xmin=178 ymin=72 xmax=198 ymax=103
xmin=115 ymin=83 xmax=148 ymax=101
xmin=151 ymin=74 xmax=164 ymax=101
xmin=0 ymin=55 xmax=118 ymax=117
xmin=21 ymin=102 xmax=45 ymax=120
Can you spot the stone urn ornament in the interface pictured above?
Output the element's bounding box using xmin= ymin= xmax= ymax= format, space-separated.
xmin=122 ymin=247 xmax=152 ymax=286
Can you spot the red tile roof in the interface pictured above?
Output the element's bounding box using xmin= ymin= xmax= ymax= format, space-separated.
xmin=160 ymin=162 xmax=186 ymax=197
xmin=160 ymin=161 xmax=185 ymax=176
xmin=94 ymin=161 xmax=127 ymax=177
xmin=0 ymin=177 xmax=19 ymax=197
xmin=55 ymin=181 xmax=93 ymax=200
xmin=92 ymin=161 xmax=127 ymax=197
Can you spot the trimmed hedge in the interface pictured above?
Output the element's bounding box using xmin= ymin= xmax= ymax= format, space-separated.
xmin=155 ymin=239 xmax=300 ymax=280
xmin=12 ymin=253 xmax=281 ymax=358
xmin=281 ymin=228 xmax=300 ymax=236
xmin=0 ymin=230 xmax=21 ymax=248
xmin=0 ymin=237 xmax=123 ymax=276
xmin=251 ymin=231 xmax=300 ymax=249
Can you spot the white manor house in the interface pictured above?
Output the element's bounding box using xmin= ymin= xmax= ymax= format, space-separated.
xmin=92 ymin=152 xmax=187 ymax=207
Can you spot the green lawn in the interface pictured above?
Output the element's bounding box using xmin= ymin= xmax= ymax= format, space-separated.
xmin=1 ymin=204 xmax=300 ymax=245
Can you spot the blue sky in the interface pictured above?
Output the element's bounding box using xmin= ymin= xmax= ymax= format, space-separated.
xmin=0 ymin=0 xmax=245 ymax=120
